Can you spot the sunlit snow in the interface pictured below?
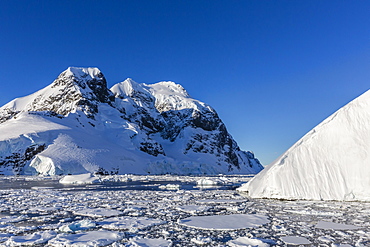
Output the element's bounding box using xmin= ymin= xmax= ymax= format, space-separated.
xmin=238 ymin=89 xmax=370 ymax=201
xmin=178 ymin=214 xmax=270 ymax=230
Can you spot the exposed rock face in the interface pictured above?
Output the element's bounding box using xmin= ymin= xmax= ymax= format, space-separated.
xmin=0 ymin=67 xmax=263 ymax=175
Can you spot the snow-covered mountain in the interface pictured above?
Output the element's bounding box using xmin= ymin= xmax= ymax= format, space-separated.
xmin=0 ymin=67 xmax=263 ymax=176
xmin=238 ymin=89 xmax=370 ymax=201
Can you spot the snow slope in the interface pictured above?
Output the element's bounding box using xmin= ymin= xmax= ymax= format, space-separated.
xmin=0 ymin=67 xmax=263 ymax=175
xmin=238 ymin=89 xmax=370 ymax=201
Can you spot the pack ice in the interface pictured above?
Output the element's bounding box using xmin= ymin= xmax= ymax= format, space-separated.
xmin=0 ymin=67 xmax=263 ymax=176
xmin=238 ymin=89 xmax=370 ymax=201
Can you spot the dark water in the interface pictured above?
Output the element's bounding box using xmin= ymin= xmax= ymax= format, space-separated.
xmin=0 ymin=177 xmax=240 ymax=192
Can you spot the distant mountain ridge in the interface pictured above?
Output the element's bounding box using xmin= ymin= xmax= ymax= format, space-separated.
xmin=0 ymin=67 xmax=263 ymax=175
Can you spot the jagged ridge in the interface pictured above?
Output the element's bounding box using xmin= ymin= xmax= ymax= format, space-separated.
xmin=0 ymin=67 xmax=263 ymax=175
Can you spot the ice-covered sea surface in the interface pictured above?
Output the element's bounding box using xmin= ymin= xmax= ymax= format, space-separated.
xmin=0 ymin=175 xmax=369 ymax=246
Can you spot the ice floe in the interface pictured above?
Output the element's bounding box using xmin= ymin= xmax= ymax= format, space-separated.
xmin=176 ymin=205 xmax=211 ymax=214
xmin=281 ymin=236 xmax=311 ymax=245
xmin=178 ymin=214 xmax=270 ymax=230
xmin=59 ymin=219 xmax=96 ymax=233
xmin=98 ymin=216 xmax=166 ymax=232
xmin=48 ymin=230 xmax=123 ymax=246
xmin=126 ymin=237 xmax=172 ymax=246
xmin=158 ymin=183 xmax=181 ymax=190
xmin=196 ymin=178 xmax=223 ymax=186
xmin=227 ymin=236 xmax=270 ymax=247
xmin=59 ymin=173 xmax=101 ymax=184
xmin=74 ymin=208 xmax=123 ymax=217
xmin=315 ymin=220 xmax=361 ymax=230
xmin=4 ymin=230 xmax=57 ymax=246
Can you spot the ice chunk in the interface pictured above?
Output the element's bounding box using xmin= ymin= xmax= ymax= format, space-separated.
xmin=126 ymin=237 xmax=172 ymax=247
xmin=227 ymin=236 xmax=270 ymax=247
xmin=59 ymin=173 xmax=101 ymax=184
xmin=98 ymin=216 xmax=166 ymax=232
xmin=74 ymin=208 xmax=122 ymax=218
xmin=0 ymin=233 xmax=13 ymax=243
xmin=315 ymin=221 xmax=360 ymax=230
xmin=177 ymin=205 xmax=211 ymax=214
xmin=0 ymin=215 xmax=26 ymax=224
xmin=191 ymin=236 xmax=213 ymax=245
xmin=178 ymin=214 xmax=270 ymax=230
xmin=59 ymin=219 xmax=96 ymax=233
xmin=4 ymin=230 xmax=57 ymax=246
xmin=158 ymin=184 xmax=181 ymax=190
xmin=196 ymin=178 xmax=225 ymax=188
xmin=48 ymin=230 xmax=123 ymax=246
xmin=281 ymin=236 xmax=311 ymax=245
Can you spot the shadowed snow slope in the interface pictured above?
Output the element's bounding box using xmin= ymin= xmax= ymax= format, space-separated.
xmin=0 ymin=67 xmax=263 ymax=175
xmin=238 ymin=89 xmax=370 ymax=201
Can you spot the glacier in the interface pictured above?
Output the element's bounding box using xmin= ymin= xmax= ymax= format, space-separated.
xmin=238 ymin=89 xmax=370 ymax=201
xmin=0 ymin=67 xmax=263 ymax=176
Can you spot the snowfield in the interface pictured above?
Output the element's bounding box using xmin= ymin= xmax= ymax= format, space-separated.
xmin=0 ymin=175 xmax=368 ymax=246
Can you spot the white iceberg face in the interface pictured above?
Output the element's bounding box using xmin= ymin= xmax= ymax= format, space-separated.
xmin=238 ymin=89 xmax=370 ymax=201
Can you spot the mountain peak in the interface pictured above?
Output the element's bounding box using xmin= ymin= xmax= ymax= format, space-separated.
xmin=149 ymin=81 xmax=190 ymax=98
xmin=111 ymin=78 xmax=146 ymax=98
xmin=54 ymin=67 xmax=107 ymax=89
xmin=65 ymin=67 xmax=103 ymax=80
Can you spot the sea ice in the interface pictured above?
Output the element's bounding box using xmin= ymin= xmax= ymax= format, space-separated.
xmin=98 ymin=216 xmax=166 ymax=232
xmin=4 ymin=230 xmax=57 ymax=246
xmin=158 ymin=184 xmax=181 ymax=190
xmin=0 ymin=175 xmax=369 ymax=246
xmin=315 ymin=221 xmax=360 ymax=230
xmin=227 ymin=236 xmax=270 ymax=247
xmin=281 ymin=236 xmax=311 ymax=245
xmin=191 ymin=236 xmax=213 ymax=245
xmin=0 ymin=233 xmax=13 ymax=243
xmin=178 ymin=214 xmax=270 ymax=230
xmin=176 ymin=205 xmax=211 ymax=214
xmin=126 ymin=237 xmax=172 ymax=247
xmin=0 ymin=216 xmax=26 ymax=224
xmin=59 ymin=219 xmax=96 ymax=233
xmin=59 ymin=173 xmax=101 ymax=184
xmin=74 ymin=208 xmax=123 ymax=217
xmin=196 ymin=178 xmax=223 ymax=186
xmin=47 ymin=230 xmax=123 ymax=246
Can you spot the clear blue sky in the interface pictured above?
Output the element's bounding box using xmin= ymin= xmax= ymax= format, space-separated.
xmin=1 ymin=0 xmax=369 ymax=165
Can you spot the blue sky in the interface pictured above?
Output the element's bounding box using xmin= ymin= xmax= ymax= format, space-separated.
xmin=1 ymin=0 xmax=369 ymax=165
